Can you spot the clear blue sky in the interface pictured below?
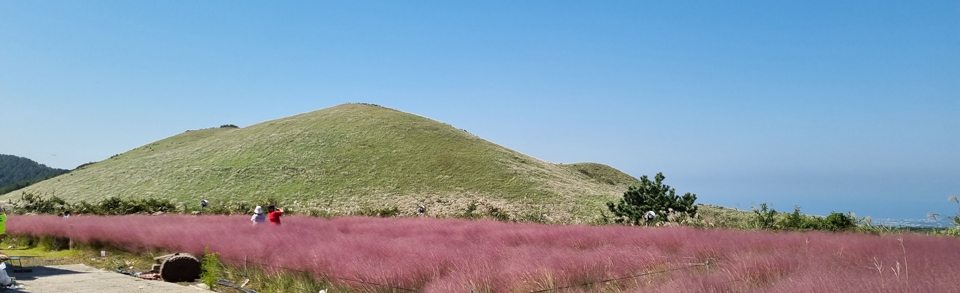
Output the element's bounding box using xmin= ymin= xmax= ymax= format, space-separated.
xmin=2 ymin=1 xmax=957 ymax=220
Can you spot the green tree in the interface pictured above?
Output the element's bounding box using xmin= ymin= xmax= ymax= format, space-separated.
xmin=752 ymin=203 xmax=778 ymax=230
xmin=778 ymin=205 xmax=805 ymax=230
xmin=0 ymin=154 xmax=69 ymax=194
xmin=821 ymin=212 xmax=856 ymax=231
xmin=606 ymin=172 xmax=697 ymax=225
xmin=200 ymin=247 xmax=222 ymax=290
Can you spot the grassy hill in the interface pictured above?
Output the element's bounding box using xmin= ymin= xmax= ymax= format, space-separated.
xmin=0 ymin=103 xmax=638 ymax=223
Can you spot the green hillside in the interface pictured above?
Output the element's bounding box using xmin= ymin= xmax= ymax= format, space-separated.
xmin=0 ymin=154 xmax=69 ymax=194
xmin=0 ymin=104 xmax=638 ymax=223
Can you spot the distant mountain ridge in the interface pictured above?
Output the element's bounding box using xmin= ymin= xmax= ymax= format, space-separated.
xmin=0 ymin=154 xmax=69 ymax=193
xmin=0 ymin=104 xmax=638 ymax=223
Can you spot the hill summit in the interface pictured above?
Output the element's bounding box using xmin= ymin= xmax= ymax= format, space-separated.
xmin=1 ymin=103 xmax=637 ymax=222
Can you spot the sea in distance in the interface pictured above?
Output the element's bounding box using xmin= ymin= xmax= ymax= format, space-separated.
xmin=874 ymin=217 xmax=955 ymax=229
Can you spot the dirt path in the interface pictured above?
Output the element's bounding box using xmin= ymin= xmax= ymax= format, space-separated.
xmin=7 ymin=264 xmax=206 ymax=293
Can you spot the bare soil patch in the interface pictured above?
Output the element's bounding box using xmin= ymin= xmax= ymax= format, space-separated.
xmin=8 ymin=264 xmax=203 ymax=293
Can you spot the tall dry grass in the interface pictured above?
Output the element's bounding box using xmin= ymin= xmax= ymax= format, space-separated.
xmin=8 ymin=214 xmax=960 ymax=292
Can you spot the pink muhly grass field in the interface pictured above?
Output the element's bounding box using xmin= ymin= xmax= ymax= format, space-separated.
xmin=8 ymin=215 xmax=960 ymax=292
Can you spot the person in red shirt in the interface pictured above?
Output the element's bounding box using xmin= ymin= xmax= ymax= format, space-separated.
xmin=267 ymin=205 xmax=283 ymax=225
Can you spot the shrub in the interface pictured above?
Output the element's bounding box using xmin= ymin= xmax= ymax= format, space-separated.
xmin=305 ymin=209 xmax=333 ymax=218
xmin=228 ymin=202 xmax=253 ymax=215
xmin=517 ymin=210 xmax=548 ymax=223
xmin=458 ymin=201 xmax=480 ymax=219
xmin=752 ymin=203 xmax=778 ymax=230
xmin=930 ymin=227 xmax=960 ymax=238
xmin=97 ymin=197 xmax=125 ymax=215
xmin=358 ymin=206 xmax=401 ymax=217
xmin=137 ymin=198 xmax=177 ymax=214
xmin=200 ymin=247 xmax=223 ymax=289
xmin=748 ymin=204 xmax=857 ymax=232
xmin=778 ymin=206 xmax=805 ymax=230
xmin=606 ymin=172 xmax=697 ymax=225
xmin=96 ymin=197 xmax=176 ymax=215
xmin=199 ymin=201 xmax=253 ymax=215
xmin=485 ymin=206 xmax=510 ymax=222
xmin=821 ymin=212 xmax=856 ymax=231
xmin=74 ymin=201 xmax=101 ymax=215
xmin=15 ymin=191 xmax=69 ymax=214
xmin=12 ymin=194 xmax=176 ymax=216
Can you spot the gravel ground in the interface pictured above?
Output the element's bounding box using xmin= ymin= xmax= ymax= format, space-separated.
xmin=6 ymin=264 xmax=206 ymax=293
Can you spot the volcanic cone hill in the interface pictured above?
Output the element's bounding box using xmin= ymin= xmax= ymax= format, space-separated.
xmin=1 ymin=103 xmax=638 ymax=223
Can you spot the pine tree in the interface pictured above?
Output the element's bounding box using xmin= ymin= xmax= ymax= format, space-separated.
xmin=606 ymin=172 xmax=697 ymax=225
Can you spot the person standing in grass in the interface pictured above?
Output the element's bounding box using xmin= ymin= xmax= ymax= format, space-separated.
xmin=267 ymin=205 xmax=283 ymax=226
xmin=251 ymin=206 xmax=266 ymax=225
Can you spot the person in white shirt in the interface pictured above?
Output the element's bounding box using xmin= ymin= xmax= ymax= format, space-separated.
xmin=251 ymin=206 xmax=266 ymax=225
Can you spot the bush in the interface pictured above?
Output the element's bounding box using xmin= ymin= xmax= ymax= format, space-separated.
xmin=12 ymin=193 xmax=176 ymax=216
xmin=458 ymin=201 xmax=481 ymax=219
xmin=749 ymin=205 xmax=855 ymax=232
xmin=97 ymin=197 xmax=176 ymax=215
xmin=16 ymin=192 xmax=70 ymax=214
xmin=517 ymin=210 xmax=548 ymax=223
xmin=821 ymin=212 xmax=856 ymax=231
xmin=200 ymin=247 xmax=223 ymax=289
xmin=929 ymin=227 xmax=960 ymax=238
xmin=485 ymin=206 xmax=510 ymax=222
xmin=778 ymin=206 xmax=805 ymax=230
xmin=358 ymin=206 xmax=401 ymax=217
xmin=752 ymin=203 xmax=778 ymax=230
xmin=74 ymin=200 xmax=101 ymax=215
xmin=606 ymin=172 xmax=697 ymax=225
